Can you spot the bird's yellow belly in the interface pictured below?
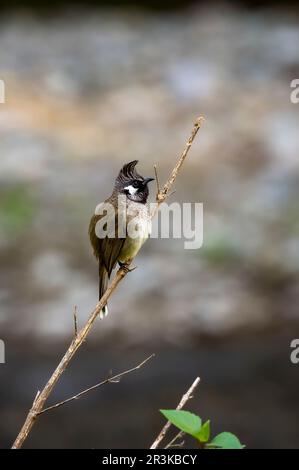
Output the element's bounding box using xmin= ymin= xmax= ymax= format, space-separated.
xmin=118 ymin=201 xmax=151 ymax=263
xmin=119 ymin=235 xmax=148 ymax=263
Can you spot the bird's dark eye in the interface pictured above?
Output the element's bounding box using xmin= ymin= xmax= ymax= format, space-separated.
xmin=132 ymin=181 xmax=140 ymax=188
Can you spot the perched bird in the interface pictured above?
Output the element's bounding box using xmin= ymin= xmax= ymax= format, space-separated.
xmin=89 ymin=160 xmax=154 ymax=318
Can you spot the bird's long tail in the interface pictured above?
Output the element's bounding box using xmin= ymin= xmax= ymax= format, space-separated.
xmin=99 ymin=263 xmax=109 ymax=319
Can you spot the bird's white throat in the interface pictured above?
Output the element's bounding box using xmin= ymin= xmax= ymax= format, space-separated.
xmin=124 ymin=185 xmax=138 ymax=195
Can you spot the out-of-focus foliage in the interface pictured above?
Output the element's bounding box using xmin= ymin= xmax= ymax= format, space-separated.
xmin=0 ymin=185 xmax=35 ymax=236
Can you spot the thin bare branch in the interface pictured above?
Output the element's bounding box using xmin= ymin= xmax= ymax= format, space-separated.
xmin=150 ymin=376 xmax=200 ymax=449
xmin=151 ymin=116 xmax=204 ymax=215
xmin=161 ymin=117 xmax=204 ymax=199
xmin=38 ymin=354 xmax=155 ymax=415
xmin=165 ymin=431 xmax=185 ymax=449
xmin=12 ymin=116 xmax=204 ymax=449
xmin=153 ymin=164 xmax=161 ymax=197
xmin=73 ymin=306 xmax=78 ymax=338
xmin=32 ymin=390 xmax=41 ymax=406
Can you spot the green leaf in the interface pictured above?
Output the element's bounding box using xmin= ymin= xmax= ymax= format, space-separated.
xmin=196 ymin=420 xmax=210 ymax=443
xmin=207 ymin=432 xmax=244 ymax=449
xmin=160 ymin=410 xmax=202 ymax=438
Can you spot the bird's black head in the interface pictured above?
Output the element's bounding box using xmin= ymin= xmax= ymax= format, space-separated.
xmin=115 ymin=160 xmax=154 ymax=203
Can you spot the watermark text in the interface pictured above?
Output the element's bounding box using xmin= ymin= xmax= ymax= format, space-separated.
xmin=290 ymin=79 xmax=299 ymax=104
xmin=0 ymin=340 xmax=5 ymax=363
xmin=94 ymin=197 xmax=203 ymax=250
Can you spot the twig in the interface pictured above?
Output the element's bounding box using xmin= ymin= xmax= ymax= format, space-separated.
xmin=32 ymin=390 xmax=40 ymax=406
xmin=151 ymin=116 xmax=204 ymax=213
xmin=38 ymin=354 xmax=155 ymax=415
xmin=12 ymin=116 xmax=204 ymax=449
xmin=150 ymin=376 xmax=200 ymax=449
xmin=153 ymin=164 xmax=161 ymax=196
xmin=73 ymin=306 xmax=78 ymax=338
xmin=161 ymin=117 xmax=204 ymax=198
xmin=165 ymin=431 xmax=185 ymax=449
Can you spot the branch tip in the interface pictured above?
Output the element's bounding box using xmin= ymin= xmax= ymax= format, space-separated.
xmin=150 ymin=376 xmax=201 ymax=449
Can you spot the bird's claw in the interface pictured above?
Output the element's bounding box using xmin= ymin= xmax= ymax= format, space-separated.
xmin=118 ymin=262 xmax=137 ymax=273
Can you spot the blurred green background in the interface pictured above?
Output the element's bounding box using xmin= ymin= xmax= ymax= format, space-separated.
xmin=0 ymin=0 xmax=299 ymax=449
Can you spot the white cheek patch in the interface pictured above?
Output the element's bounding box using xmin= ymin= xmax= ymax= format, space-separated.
xmin=124 ymin=185 xmax=138 ymax=195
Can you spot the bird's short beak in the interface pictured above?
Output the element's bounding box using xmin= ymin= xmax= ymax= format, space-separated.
xmin=143 ymin=177 xmax=155 ymax=185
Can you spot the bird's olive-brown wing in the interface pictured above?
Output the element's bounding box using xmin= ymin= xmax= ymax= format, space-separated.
xmin=89 ymin=204 xmax=126 ymax=276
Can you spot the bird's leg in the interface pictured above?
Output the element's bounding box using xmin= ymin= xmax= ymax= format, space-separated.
xmin=118 ymin=261 xmax=137 ymax=273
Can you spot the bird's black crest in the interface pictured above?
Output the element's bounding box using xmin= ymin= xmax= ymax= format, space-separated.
xmin=116 ymin=160 xmax=142 ymax=185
